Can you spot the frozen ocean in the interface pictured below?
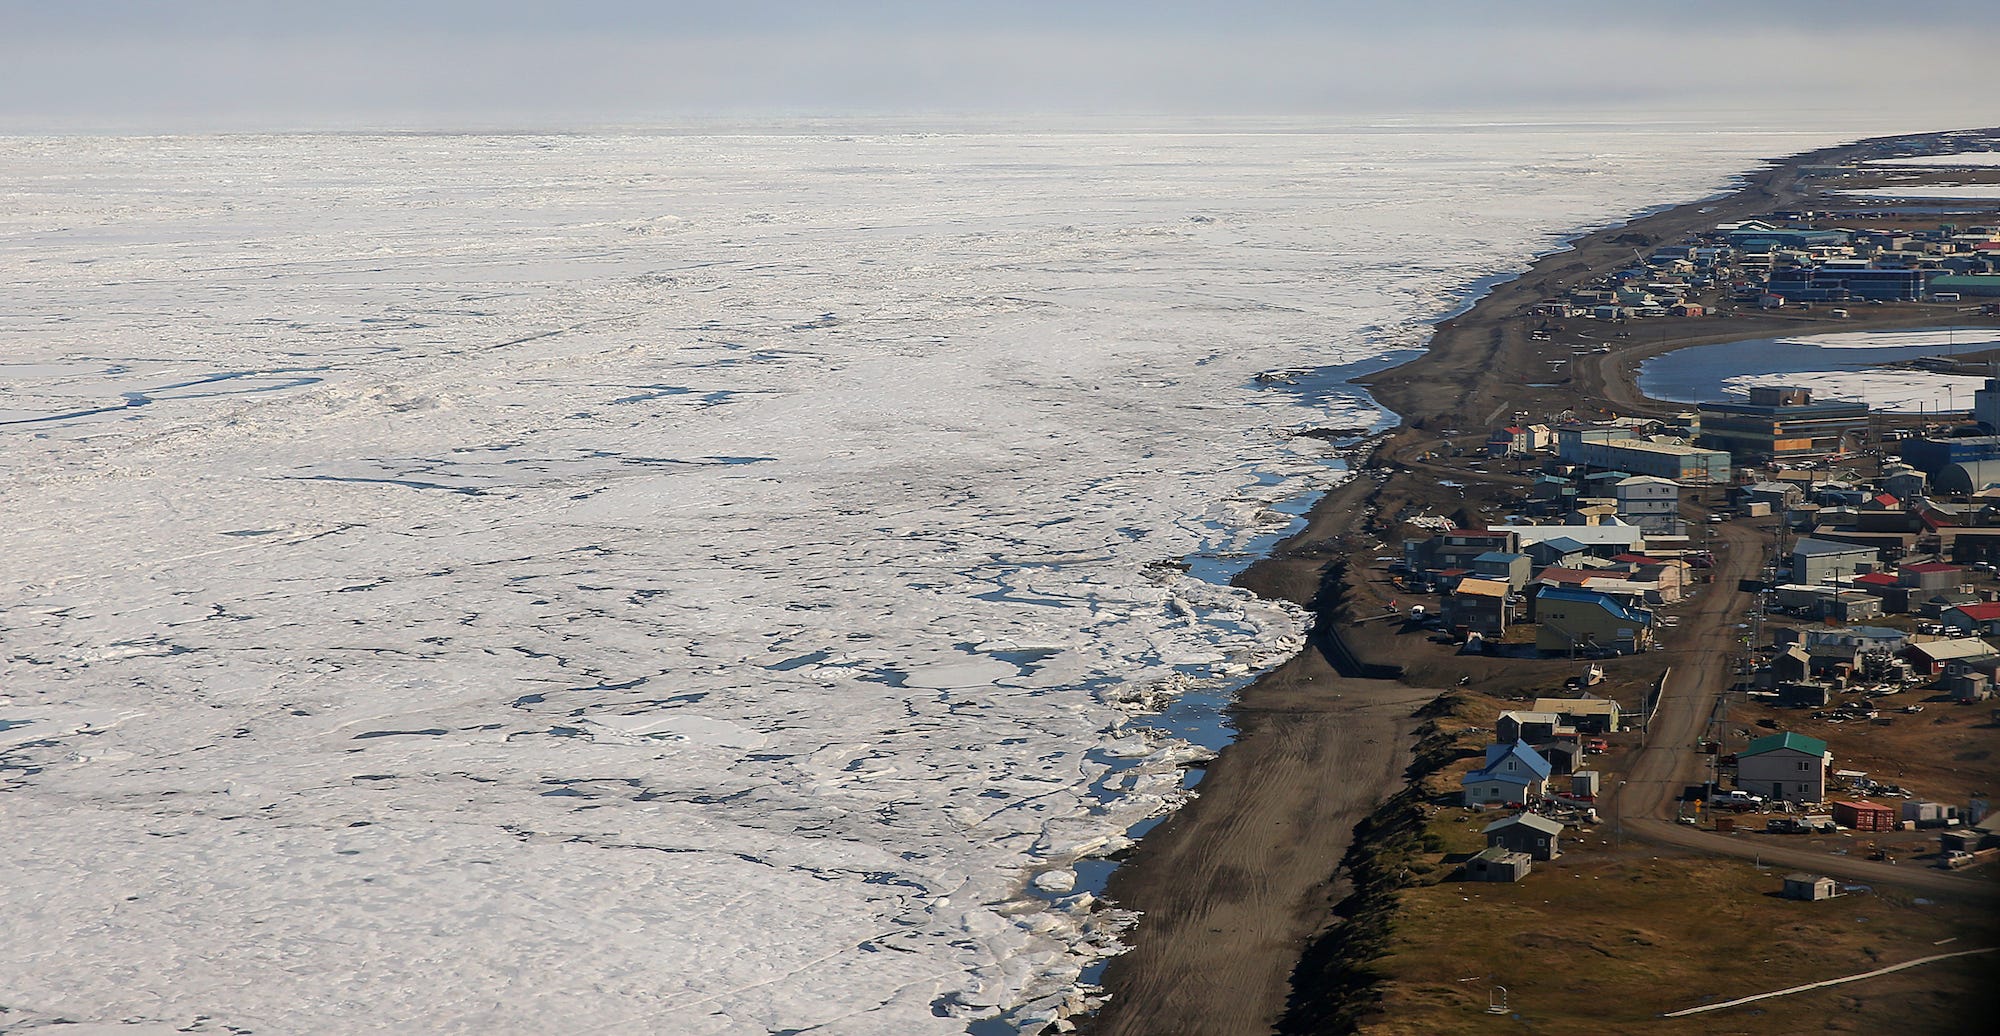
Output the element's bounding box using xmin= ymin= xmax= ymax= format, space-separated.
xmin=0 ymin=123 xmax=1845 ymax=1032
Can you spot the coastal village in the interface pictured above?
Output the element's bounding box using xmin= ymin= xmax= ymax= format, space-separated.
xmin=1081 ymin=130 xmax=2000 ymax=1036
xmin=1228 ymin=130 xmax=2000 ymax=1035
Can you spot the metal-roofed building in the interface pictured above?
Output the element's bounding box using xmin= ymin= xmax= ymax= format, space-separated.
xmin=1556 ymin=423 xmax=1731 ymax=483
xmin=1534 ymin=587 xmax=1656 ymax=657
xmin=1791 ymin=537 xmax=1878 ymax=584
xmin=1937 ymin=460 xmax=2000 ymax=495
xmin=1697 ymin=386 xmax=1870 ymax=462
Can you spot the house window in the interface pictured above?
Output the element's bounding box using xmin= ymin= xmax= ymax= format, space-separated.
xmin=1797 ymin=761 xmax=1808 ymax=771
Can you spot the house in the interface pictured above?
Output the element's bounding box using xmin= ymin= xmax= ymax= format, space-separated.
xmin=1831 ymin=799 xmax=1898 ymax=832
xmin=1771 ymin=644 xmax=1812 ymax=683
xmin=1524 ymin=535 xmax=1591 ymax=569
xmin=1944 ymin=658 xmax=1998 ymax=701
xmin=1791 ymin=537 xmax=1878 ymax=584
xmin=1483 ymin=812 xmax=1565 ymax=861
xmin=1897 ymin=562 xmax=1966 ymax=592
xmin=1627 ymin=558 xmax=1690 ymax=604
xmin=1534 ymin=740 xmax=1582 ymax=776
xmin=1472 ymin=551 xmax=1534 ymax=591
xmin=1791 ymin=624 xmax=1908 ymax=655
xmin=1495 ymin=710 xmax=1568 ymax=744
xmin=1941 ymin=601 xmax=2000 ymax=637
xmin=1443 ymin=577 xmax=1512 ymax=636
xmin=1490 ymin=523 xmax=1648 ymax=557
xmin=1613 ymin=475 xmax=1683 ymax=534
xmin=1881 ymin=465 xmax=1928 ymax=500
xmin=1534 ymin=586 xmax=1655 ymax=656
xmin=1530 ymin=696 xmax=1623 ymax=734
xmin=1741 ymin=481 xmax=1806 ymax=509
xmin=1461 ymin=742 xmax=1553 ymax=806
xmin=1464 ymin=845 xmax=1534 ymax=882
xmin=1851 ymin=570 xmax=1901 ymax=605
xmin=1782 ymin=873 xmax=1838 ymax=901
xmin=1776 ymin=681 xmax=1833 ymax=708
xmin=1917 ymin=590 xmax=1982 ymax=621
xmin=1486 ymin=424 xmax=1552 ymax=458
xmin=1906 ymin=637 xmax=1999 ymax=677
xmin=1734 ymin=732 xmax=1830 ymax=804
xmin=1434 ymin=529 xmax=1523 ymax=569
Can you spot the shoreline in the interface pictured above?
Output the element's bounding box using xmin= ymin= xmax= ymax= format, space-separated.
xmin=1080 ymin=126 xmax=2000 ymax=1034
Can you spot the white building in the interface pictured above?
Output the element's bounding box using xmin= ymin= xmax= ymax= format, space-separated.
xmin=1734 ymin=732 xmax=1830 ymax=804
xmin=1613 ymin=475 xmax=1683 ymax=535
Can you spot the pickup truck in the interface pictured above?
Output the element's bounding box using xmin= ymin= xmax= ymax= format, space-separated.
xmin=1712 ymin=791 xmax=1764 ymax=811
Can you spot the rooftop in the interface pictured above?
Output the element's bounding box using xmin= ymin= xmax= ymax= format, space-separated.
xmin=1793 ymin=536 xmax=1878 ymax=557
xmin=1741 ymin=731 xmax=1829 ymax=758
xmin=1482 ymin=813 xmax=1565 ymax=836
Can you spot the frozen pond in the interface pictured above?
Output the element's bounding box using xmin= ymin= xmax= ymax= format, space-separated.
xmin=1638 ymin=327 xmax=2000 ymax=413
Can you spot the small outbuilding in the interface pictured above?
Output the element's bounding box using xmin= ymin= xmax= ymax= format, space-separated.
xmin=1464 ymin=845 xmax=1533 ymax=883
xmin=1782 ymin=873 xmax=1837 ymax=901
xmin=1482 ymin=812 xmax=1565 ymax=861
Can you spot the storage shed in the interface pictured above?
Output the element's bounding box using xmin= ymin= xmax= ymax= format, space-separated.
xmin=1832 ymin=799 xmax=1898 ymax=832
xmin=1464 ymin=845 xmax=1533 ymax=883
xmin=1782 ymin=873 xmax=1837 ymax=901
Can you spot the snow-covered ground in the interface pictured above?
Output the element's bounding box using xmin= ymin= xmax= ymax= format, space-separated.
xmin=1837 ymin=184 xmax=2000 ymax=199
xmin=1865 ymin=150 xmax=2000 ymax=167
xmin=0 ymin=125 xmax=1825 ymax=1033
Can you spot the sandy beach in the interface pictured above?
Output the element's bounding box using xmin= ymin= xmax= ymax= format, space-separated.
xmin=1085 ymin=127 xmax=2000 ymax=1034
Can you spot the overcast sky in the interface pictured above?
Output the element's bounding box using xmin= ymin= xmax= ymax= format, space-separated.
xmin=4 ymin=1 xmax=1997 ymax=131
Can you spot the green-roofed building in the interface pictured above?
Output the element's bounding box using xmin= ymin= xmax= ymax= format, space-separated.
xmin=1929 ymin=274 xmax=2000 ymax=298
xmin=1736 ymin=731 xmax=1831 ymax=804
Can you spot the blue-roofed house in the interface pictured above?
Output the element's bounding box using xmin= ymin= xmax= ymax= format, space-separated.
xmin=1534 ymin=586 xmax=1655 ymax=656
xmin=1462 ymin=742 xmax=1554 ymax=806
xmin=1525 ymin=535 xmax=1591 ymax=570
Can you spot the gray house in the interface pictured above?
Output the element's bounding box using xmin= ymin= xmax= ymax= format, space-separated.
xmin=1495 ymin=710 xmax=1568 ymax=744
xmin=1472 ymin=551 xmax=1534 ymax=591
xmin=1482 ymin=812 xmax=1565 ymax=861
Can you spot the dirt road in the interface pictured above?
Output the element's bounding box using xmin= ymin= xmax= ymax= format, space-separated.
xmin=1609 ymin=517 xmax=2000 ymax=901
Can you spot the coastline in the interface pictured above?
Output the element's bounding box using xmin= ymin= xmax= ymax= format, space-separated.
xmin=1081 ymin=126 xmax=2000 ymax=1034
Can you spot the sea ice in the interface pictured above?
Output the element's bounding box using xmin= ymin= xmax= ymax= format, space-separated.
xmin=0 ymin=124 xmax=1831 ymax=1032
